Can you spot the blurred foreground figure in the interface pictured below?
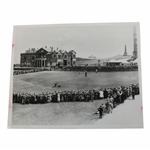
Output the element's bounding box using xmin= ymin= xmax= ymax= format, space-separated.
xmin=98 ymin=104 xmax=104 ymax=118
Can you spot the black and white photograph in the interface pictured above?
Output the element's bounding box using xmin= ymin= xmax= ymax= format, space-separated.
xmin=8 ymin=23 xmax=143 ymax=128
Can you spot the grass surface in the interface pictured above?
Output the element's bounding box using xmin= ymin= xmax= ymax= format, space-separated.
xmin=12 ymin=71 xmax=139 ymax=125
xmin=12 ymin=100 xmax=106 ymax=125
xmin=13 ymin=71 xmax=139 ymax=93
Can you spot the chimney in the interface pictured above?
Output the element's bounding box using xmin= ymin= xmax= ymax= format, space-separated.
xmin=123 ymin=45 xmax=127 ymax=56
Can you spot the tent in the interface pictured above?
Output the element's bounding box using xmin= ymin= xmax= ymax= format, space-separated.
xmin=121 ymin=59 xmax=129 ymax=63
xmin=119 ymin=59 xmax=130 ymax=64
xmin=119 ymin=59 xmax=131 ymax=66
xmin=105 ymin=59 xmax=122 ymax=66
xmin=108 ymin=59 xmax=121 ymax=63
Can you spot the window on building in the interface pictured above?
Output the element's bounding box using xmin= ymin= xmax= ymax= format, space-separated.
xmin=53 ymin=55 xmax=56 ymax=58
xmin=64 ymin=55 xmax=67 ymax=59
xmin=58 ymin=55 xmax=61 ymax=59
xmin=73 ymin=61 xmax=75 ymax=65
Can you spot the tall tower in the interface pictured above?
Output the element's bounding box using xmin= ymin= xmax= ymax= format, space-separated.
xmin=123 ymin=45 xmax=127 ymax=56
xmin=133 ymin=26 xmax=138 ymax=59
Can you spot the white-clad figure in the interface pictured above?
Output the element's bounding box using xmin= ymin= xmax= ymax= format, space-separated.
xmin=99 ymin=89 xmax=104 ymax=99
xmin=57 ymin=92 xmax=60 ymax=102
xmin=48 ymin=93 xmax=52 ymax=102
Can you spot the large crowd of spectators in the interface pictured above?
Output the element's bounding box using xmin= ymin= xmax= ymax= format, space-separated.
xmin=13 ymin=83 xmax=139 ymax=104
xmin=63 ymin=65 xmax=138 ymax=72
xmin=13 ymin=68 xmax=47 ymax=75
xmin=13 ymin=64 xmax=138 ymax=76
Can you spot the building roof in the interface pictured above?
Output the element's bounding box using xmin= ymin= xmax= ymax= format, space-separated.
xmin=36 ymin=48 xmax=48 ymax=53
xmin=44 ymin=47 xmax=52 ymax=52
xmin=25 ymin=49 xmax=37 ymax=53
xmin=119 ymin=59 xmax=130 ymax=64
xmin=23 ymin=47 xmax=76 ymax=55
xmin=107 ymin=59 xmax=122 ymax=63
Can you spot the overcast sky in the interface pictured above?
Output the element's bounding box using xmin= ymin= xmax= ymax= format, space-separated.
xmin=13 ymin=23 xmax=138 ymax=64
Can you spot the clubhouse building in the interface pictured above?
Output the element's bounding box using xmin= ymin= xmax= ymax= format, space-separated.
xmin=20 ymin=46 xmax=76 ymax=67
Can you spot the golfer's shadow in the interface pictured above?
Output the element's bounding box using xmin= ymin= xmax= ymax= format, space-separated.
xmin=91 ymin=117 xmax=100 ymax=120
xmin=91 ymin=112 xmax=107 ymax=120
xmin=91 ymin=114 xmax=100 ymax=120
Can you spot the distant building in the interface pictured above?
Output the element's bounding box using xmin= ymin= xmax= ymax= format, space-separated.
xmin=104 ymin=59 xmax=122 ymax=67
xmin=20 ymin=46 xmax=76 ymax=67
xmin=88 ymin=55 xmax=96 ymax=59
xmin=123 ymin=45 xmax=128 ymax=56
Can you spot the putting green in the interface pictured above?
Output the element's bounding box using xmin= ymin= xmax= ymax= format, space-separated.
xmin=13 ymin=71 xmax=139 ymax=94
